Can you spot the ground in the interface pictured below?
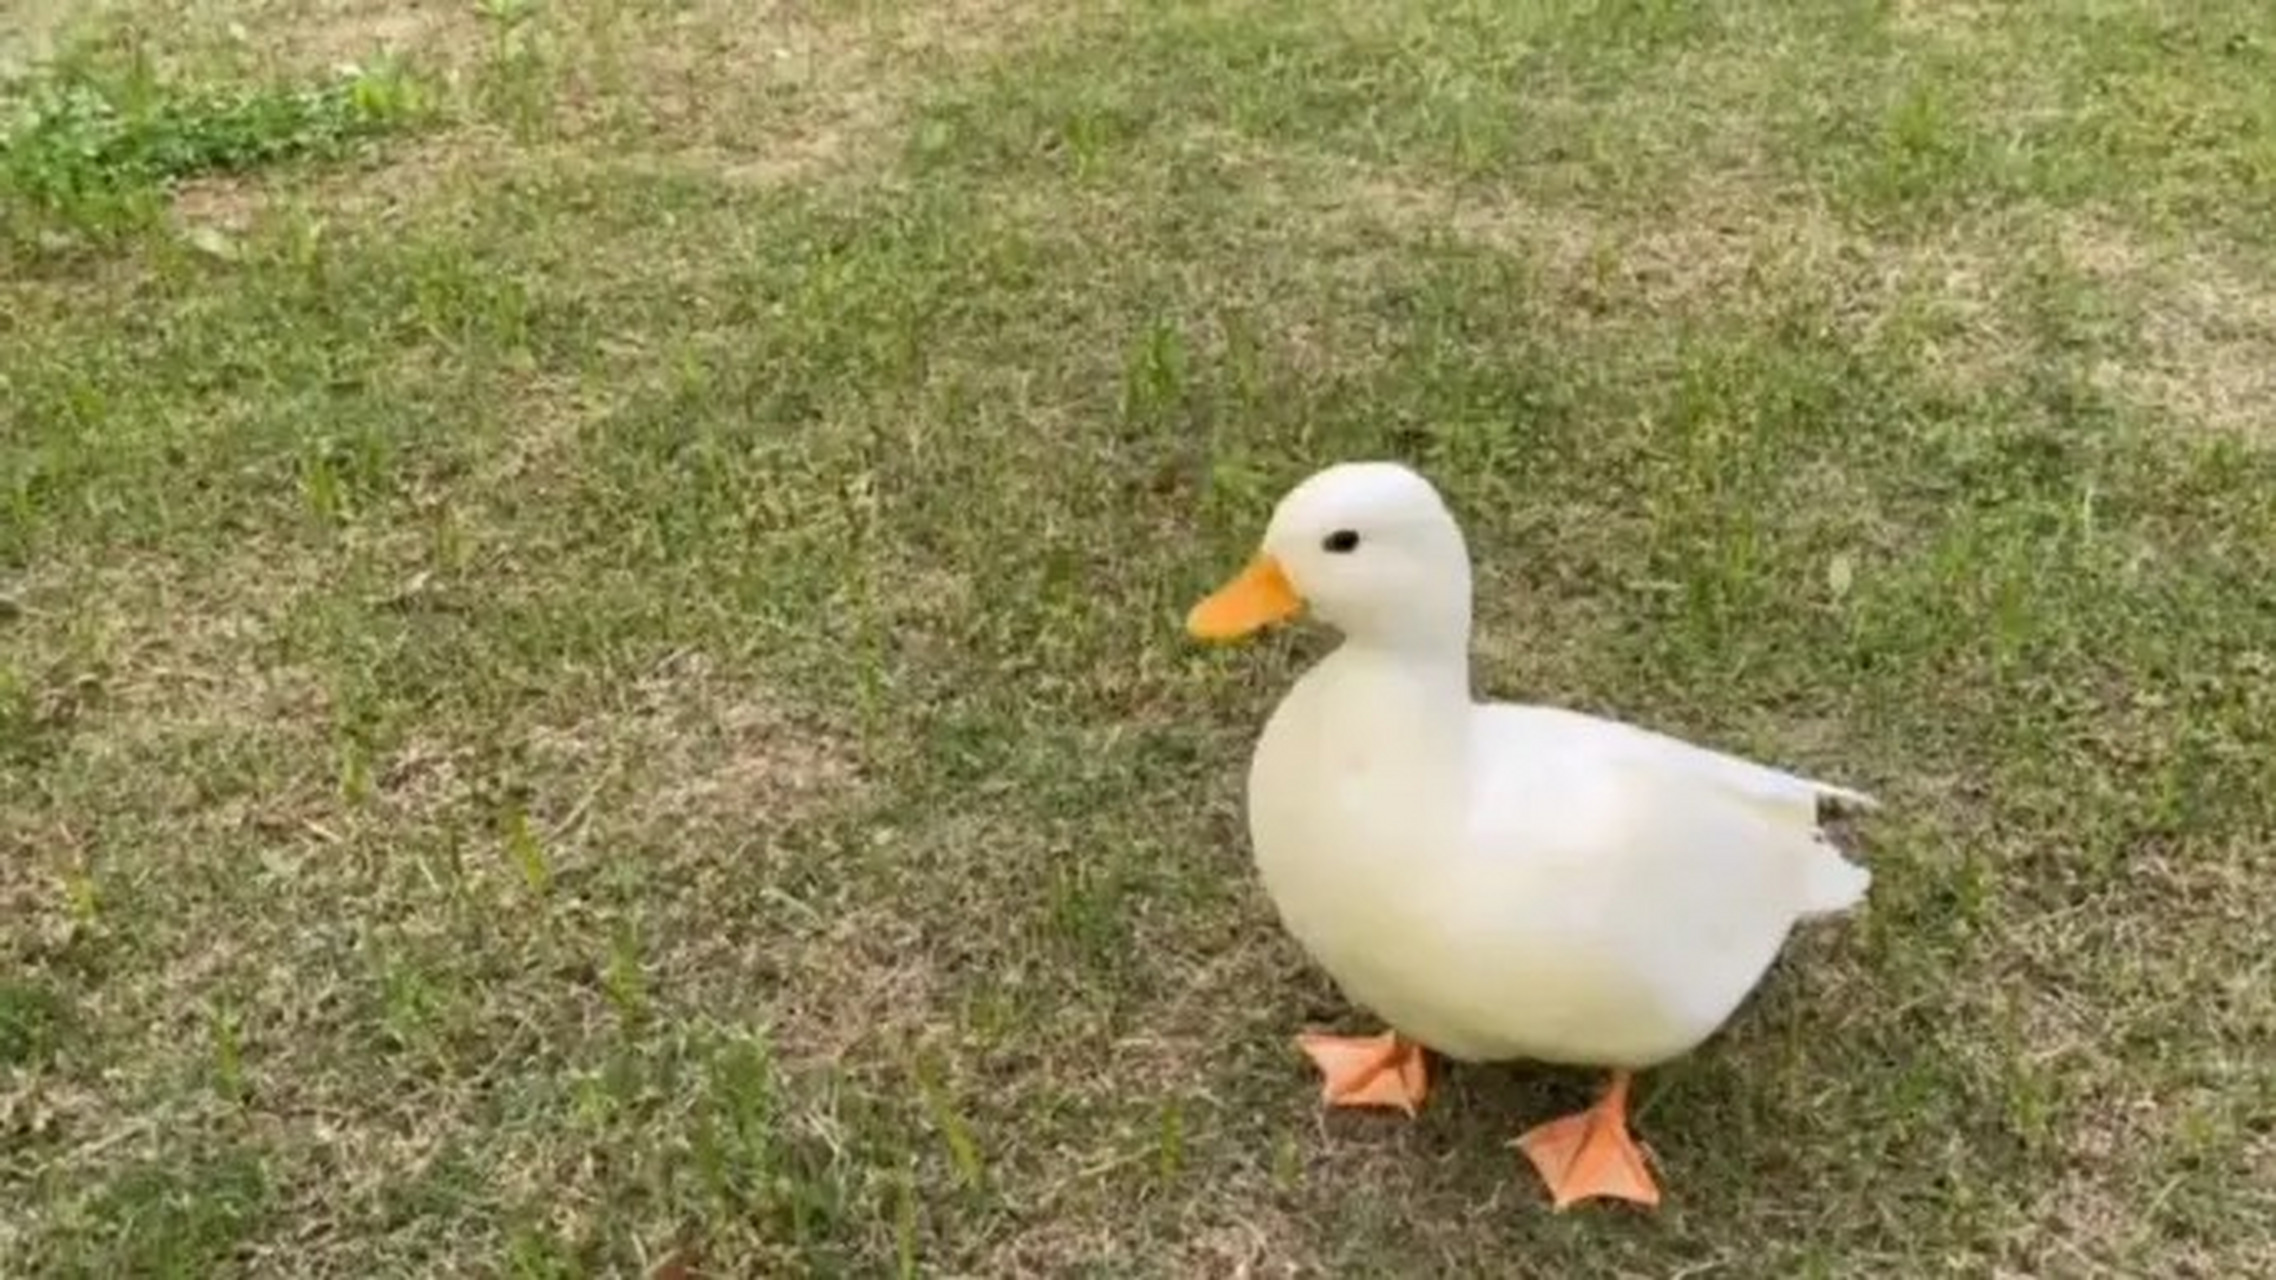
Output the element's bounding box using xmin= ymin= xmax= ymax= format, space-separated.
xmin=3 ymin=0 xmax=2274 ymax=1275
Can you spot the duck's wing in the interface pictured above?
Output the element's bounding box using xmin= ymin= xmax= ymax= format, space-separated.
xmin=1505 ymin=704 xmax=1875 ymax=810
xmin=1471 ymin=703 xmax=1875 ymax=917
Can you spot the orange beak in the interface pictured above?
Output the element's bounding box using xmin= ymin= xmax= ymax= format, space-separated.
xmin=1186 ymin=553 xmax=1303 ymax=641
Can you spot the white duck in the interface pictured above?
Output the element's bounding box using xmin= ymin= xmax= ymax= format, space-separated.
xmin=1186 ymin=461 xmax=1877 ymax=1210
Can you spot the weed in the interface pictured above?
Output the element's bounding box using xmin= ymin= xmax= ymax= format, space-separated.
xmin=0 ymin=52 xmax=425 ymax=246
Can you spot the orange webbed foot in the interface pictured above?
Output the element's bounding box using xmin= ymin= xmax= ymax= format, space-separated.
xmin=1512 ymin=1070 xmax=1662 ymax=1210
xmin=1295 ymin=1029 xmax=1430 ymax=1115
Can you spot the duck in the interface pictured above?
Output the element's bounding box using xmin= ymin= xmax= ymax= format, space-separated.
xmin=1185 ymin=460 xmax=1877 ymax=1210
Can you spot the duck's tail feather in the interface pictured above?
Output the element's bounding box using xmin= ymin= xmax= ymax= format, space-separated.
xmin=1709 ymin=761 xmax=1877 ymax=918
xmin=1797 ymin=843 xmax=1872 ymax=917
xmin=1811 ymin=780 xmax=1881 ymax=815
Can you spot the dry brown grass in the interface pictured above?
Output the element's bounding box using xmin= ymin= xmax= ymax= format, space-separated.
xmin=129 ymin=0 xmax=1088 ymax=248
xmin=1324 ymin=155 xmax=2276 ymax=442
xmin=0 ymin=0 xmax=95 ymax=76
xmin=545 ymin=0 xmax=1088 ymax=186
xmin=2058 ymin=220 xmax=2276 ymax=438
xmin=1302 ymin=153 xmax=2071 ymax=406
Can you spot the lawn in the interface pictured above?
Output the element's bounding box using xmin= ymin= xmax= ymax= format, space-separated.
xmin=3 ymin=0 xmax=2273 ymax=1274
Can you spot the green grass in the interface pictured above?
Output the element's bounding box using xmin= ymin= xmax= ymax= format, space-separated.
xmin=2 ymin=47 xmax=425 ymax=249
xmin=4 ymin=0 xmax=2274 ymax=1273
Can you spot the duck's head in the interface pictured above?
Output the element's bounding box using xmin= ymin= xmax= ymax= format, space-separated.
xmin=1187 ymin=461 xmax=1472 ymax=653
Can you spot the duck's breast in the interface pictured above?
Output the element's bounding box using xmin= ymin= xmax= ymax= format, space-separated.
xmin=1241 ymin=659 xmax=1512 ymax=1052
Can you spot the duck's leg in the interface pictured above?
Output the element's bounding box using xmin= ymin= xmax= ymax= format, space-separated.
xmin=1295 ymin=1029 xmax=1430 ymax=1115
xmin=1511 ymin=1070 xmax=1661 ymax=1210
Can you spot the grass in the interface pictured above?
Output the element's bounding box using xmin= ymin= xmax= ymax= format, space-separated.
xmin=3 ymin=0 xmax=2273 ymax=1273
xmin=1 ymin=47 xmax=423 ymax=250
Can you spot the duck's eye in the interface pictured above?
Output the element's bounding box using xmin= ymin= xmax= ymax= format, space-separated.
xmin=1322 ymin=529 xmax=1361 ymax=554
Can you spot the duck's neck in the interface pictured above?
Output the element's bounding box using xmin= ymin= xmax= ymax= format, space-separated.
xmin=1333 ymin=634 xmax=1473 ymax=692
xmin=1317 ymin=636 xmax=1476 ymax=781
